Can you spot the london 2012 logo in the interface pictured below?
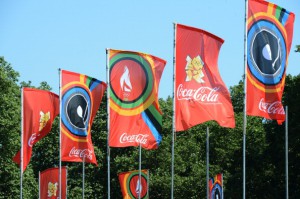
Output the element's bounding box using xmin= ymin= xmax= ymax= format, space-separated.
xmin=185 ymin=55 xmax=205 ymax=83
xmin=247 ymin=11 xmax=287 ymax=91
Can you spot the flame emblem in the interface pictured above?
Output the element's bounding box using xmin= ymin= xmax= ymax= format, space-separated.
xmin=120 ymin=66 xmax=132 ymax=92
xmin=135 ymin=178 xmax=142 ymax=196
xmin=39 ymin=111 xmax=50 ymax=131
xmin=48 ymin=182 xmax=58 ymax=197
xmin=185 ymin=55 xmax=205 ymax=83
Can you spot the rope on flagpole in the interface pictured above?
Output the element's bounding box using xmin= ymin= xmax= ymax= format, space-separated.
xmin=285 ymin=106 xmax=289 ymax=199
xmin=20 ymin=87 xmax=23 ymax=199
xmin=171 ymin=22 xmax=177 ymax=199
xmin=106 ymin=48 xmax=111 ymax=199
xmin=243 ymin=1 xmax=249 ymax=199
xmin=206 ymin=126 xmax=209 ymax=199
xmin=58 ymin=68 xmax=62 ymax=199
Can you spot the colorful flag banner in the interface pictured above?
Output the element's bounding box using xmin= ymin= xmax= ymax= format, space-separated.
xmin=246 ymin=0 xmax=295 ymax=123
xmin=209 ymin=173 xmax=223 ymax=199
xmin=13 ymin=88 xmax=59 ymax=172
xmin=118 ymin=170 xmax=149 ymax=199
xmin=108 ymin=49 xmax=166 ymax=149
xmin=175 ymin=24 xmax=235 ymax=131
xmin=39 ymin=167 xmax=67 ymax=199
xmin=60 ymin=70 xmax=107 ymax=165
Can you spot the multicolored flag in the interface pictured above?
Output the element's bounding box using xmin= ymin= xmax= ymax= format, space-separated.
xmin=246 ymin=0 xmax=295 ymax=123
xmin=39 ymin=167 xmax=67 ymax=199
xmin=175 ymin=24 xmax=235 ymax=131
xmin=13 ymin=88 xmax=59 ymax=172
xmin=209 ymin=173 xmax=223 ymax=199
xmin=118 ymin=170 xmax=149 ymax=199
xmin=60 ymin=69 xmax=107 ymax=165
xmin=108 ymin=49 xmax=166 ymax=149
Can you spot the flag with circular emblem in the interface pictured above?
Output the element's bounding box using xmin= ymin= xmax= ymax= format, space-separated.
xmin=246 ymin=0 xmax=295 ymax=123
xmin=60 ymin=70 xmax=107 ymax=165
xmin=108 ymin=49 xmax=166 ymax=149
xmin=118 ymin=170 xmax=149 ymax=199
xmin=209 ymin=173 xmax=223 ymax=199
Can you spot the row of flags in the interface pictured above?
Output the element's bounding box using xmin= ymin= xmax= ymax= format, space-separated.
xmin=39 ymin=167 xmax=221 ymax=199
xmin=38 ymin=167 xmax=148 ymax=199
xmin=12 ymin=0 xmax=294 ymax=198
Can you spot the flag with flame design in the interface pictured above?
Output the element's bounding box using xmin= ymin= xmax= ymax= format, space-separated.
xmin=118 ymin=170 xmax=149 ymax=199
xmin=60 ymin=70 xmax=107 ymax=165
xmin=13 ymin=88 xmax=59 ymax=172
xmin=108 ymin=49 xmax=166 ymax=149
xmin=39 ymin=167 xmax=67 ymax=199
xmin=175 ymin=24 xmax=235 ymax=131
xmin=246 ymin=0 xmax=295 ymax=123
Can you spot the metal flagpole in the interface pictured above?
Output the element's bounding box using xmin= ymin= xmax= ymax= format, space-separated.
xmin=285 ymin=106 xmax=288 ymax=199
xmin=138 ymin=144 xmax=142 ymax=199
xmin=171 ymin=22 xmax=177 ymax=199
xmin=66 ymin=167 xmax=68 ymax=199
xmin=243 ymin=1 xmax=249 ymax=199
xmin=147 ymin=170 xmax=149 ymax=198
xmin=222 ymin=173 xmax=224 ymax=199
xmin=59 ymin=68 xmax=62 ymax=199
xmin=106 ymin=48 xmax=111 ymax=199
xmin=206 ymin=127 xmax=209 ymax=199
xmin=38 ymin=171 xmax=40 ymax=199
xmin=20 ymin=87 xmax=24 ymax=199
xmin=82 ymin=157 xmax=85 ymax=199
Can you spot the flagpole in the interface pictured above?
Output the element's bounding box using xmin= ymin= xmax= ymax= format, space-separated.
xmin=243 ymin=1 xmax=249 ymax=199
xmin=20 ymin=87 xmax=23 ymax=199
xmin=222 ymin=173 xmax=224 ymax=199
xmin=66 ymin=167 xmax=68 ymax=199
xmin=171 ymin=22 xmax=177 ymax=199
xmin=59 ymin=68 xmax=62 ymax=199
xmin=106 ymin=48 xmax=111 ymax=199
xmin=82 ymin=157 xmax=85 ymax=199
xmin=38 ymin=171 xmax=40 ymax=199
xmin=147 ymin=170 xmax=149 ymax=198
xmin=139 ymin=144 xmax=142 ymax=199
xmin=206 ymin=126 xmax=209 ymax=199
xmin=285 ymin=106 xmax=288 ymax=199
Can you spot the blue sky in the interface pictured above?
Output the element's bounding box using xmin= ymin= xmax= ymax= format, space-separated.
xmin=1 ymin=0 xmax=299 ymax=99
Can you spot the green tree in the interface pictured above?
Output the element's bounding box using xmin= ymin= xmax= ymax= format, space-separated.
xmin=0 ymin=57 xmax=37 ymax=199
xmin=296 ymin=45 xmax=300 ymax=52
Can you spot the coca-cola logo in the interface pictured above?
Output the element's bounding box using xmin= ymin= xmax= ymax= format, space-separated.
xmin=259 ymin=98 xmax=284 ymax=115
xmin=176 ymin=84 xmax=220 ymax=103
xmin=28 ymin=133 xmax=37 ymax=147
xmin=120 ymin=133 xmax=149 ymax=145
xmin=69 ymin=147 xmax=93 ymax=160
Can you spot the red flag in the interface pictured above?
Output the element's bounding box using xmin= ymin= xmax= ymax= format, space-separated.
xmin=39 ymin=167 xmax=67 ymax=199
xmin=209 ymin=173 xmax=223 ymax=199
xmin=175 ymin=24 xmax=235 ymax=131
xmin=118 ymin=170 xmax=149 ymax=199
xmin=246 ymin=0 xmax=295 ymax=123
xmin=13 ymin=88 xmax=59 ymax=172
xmin=108 ymin=49 xmax=166 ymax=149
xmin=60 ymin=70 xmax=107 ymax=165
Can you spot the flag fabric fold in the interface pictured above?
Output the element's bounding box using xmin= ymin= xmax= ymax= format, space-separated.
xmin=118 ymin=169 xmax=149 ymax=199
xmin=13 ymin=87 xmax=59 ymax=172
xmin=60 ymin=69 xmax=107 ymax=165
xmin=175 ymin=24 xmax=235 ymax=131
xmin=39 ymin=167 xmax=67 ymax=199
xmin=108 ymin=49 xmax=166 ymax=149
xmin=209 ymin=173 xmax=223 ymax=199
xmin=246 ymin=0 xmax=295 ymax=123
